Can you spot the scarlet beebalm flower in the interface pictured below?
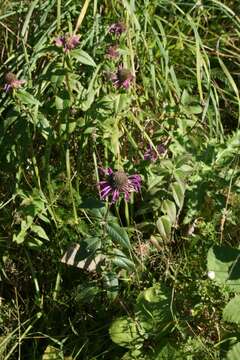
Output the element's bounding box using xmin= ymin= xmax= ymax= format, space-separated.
xmin=99 ymin=168 xmax=141 ymax=203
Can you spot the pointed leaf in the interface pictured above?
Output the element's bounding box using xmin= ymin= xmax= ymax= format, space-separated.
xmin=106 ymin=223 xmax=131 ymax=249
xmin=161 ymin=200 xmax=176 ymax=224
xmin=156 ymin=215 xmax=171 ymax=241
xmin=171 ymin=181 xmax=185 ymax=208
xmin=71 ymin=49 xmax=96 ymax=66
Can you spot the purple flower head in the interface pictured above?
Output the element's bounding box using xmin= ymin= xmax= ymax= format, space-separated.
xmin=112 ymin=66 xmax=134 ymax=89
xmin=55 ymin=34 xmax=80 ymax=52
xmin=99 ymin=168 xmax=141 ymax=203
xmin=144 ymin=144 xmax=166 ymax=162
xmin=106 ymin=45 xmax=119 ymax=60
xmin=109 ymin=22 xmax=126 ymax=36
xmin=4 ymin=72 xmax=25 ymax=92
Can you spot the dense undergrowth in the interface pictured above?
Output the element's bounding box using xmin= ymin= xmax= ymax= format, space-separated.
xmin=1 ymin=0 xmax=240 ymax=359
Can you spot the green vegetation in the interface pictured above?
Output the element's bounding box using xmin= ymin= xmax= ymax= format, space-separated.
xmin=0 ymin=0 xmax=240 ymax=359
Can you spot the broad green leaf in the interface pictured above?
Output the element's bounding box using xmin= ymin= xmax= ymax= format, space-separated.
xmin=71 ymin=49 xmax=96 ymax=66
xmin=156 ymin=215 xmax=171 ymax=241
xmin=161 ymin=200 xmax=176 ymax=224
xmin=223 ymin=296 xmax=240 ymax=324
xmin=227 ymin=342 xmax=240 ymax=360
xmin=109 ymin=316 xmax=139 ymax=348
xmin=106 ymin=223 xmax=131 ymax=249
xmin=207 ymin=246 xmax=240 ymax=292
xmin=136 ymin=284 xmax=172 ymax=332
xmin=171 ymin=182 xmax=185 ymax=208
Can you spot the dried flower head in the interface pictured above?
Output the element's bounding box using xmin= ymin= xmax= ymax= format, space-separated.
xmin=55 ymin=34 xmax=80 ymax=52
xmin=109 ymin=22 xmax=126 ymax=36
xmin=4 ymin=72 xmax=25 ymax=92
xmin=112 ymin=66 xmax=134 ymax=89
xmin=106 ymin=44 xmax=119 ymax=60
xmin=99 ymin=168 xmax=141 ymax=203
xmin=144 ymin=144 xmax=166 ymax=162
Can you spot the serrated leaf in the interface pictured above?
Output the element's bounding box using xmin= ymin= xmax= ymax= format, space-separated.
xmin=156 ymin=215 xmax=171 ymax=241
xmin=109 ymin=317 xmax=139 ymax=348
xmin=171 ymin=182 xmax=185 ymax=208
xmin=223 ymin=296 xmax=240 ymax=324
xmin=161 ymin=200 xmax=176 ymax=224
xmin=227 ymin=342 xmax=240 ymax=360
xmin=106 ymin=223 xmax=131 ymax=249
xmin=71 ymin=49 xmax=96 ymax=66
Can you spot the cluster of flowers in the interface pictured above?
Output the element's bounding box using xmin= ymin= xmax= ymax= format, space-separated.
xmin=2 ymin=22 xmax=166 ymax=204
xmin=106 ymin=22 xmax=134 ymax=90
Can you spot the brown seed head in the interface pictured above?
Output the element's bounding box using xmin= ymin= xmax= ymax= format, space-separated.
xmin=113 ymin=171 xmax=128 ymax=190
xmin=5 ymin=72 xmax=16 ymax=84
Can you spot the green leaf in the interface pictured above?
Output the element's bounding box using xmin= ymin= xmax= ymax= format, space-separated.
xmin=154 ymin=344 xmax=181 ymax=360
xmin=161 ymin=200 xmax=176 ymax=224
xmin=106 ymin=222 xmax=131 ymax=249
xmin=42 ymin=345 xmax=63 ymax=360
xmin=207 ymin=246 xmax=240 ymax=292
xmin=112 ymin=249 xmax=135 ymax=271
xmin=71 ymin=49 xmax=96 ymax=66
xmin=227 ymin=342 xmax=240 ymax=360
xmin=136 ymin=284 xmax=172 ymax=332
xmin=170 ymin=181 xmax=185 ymax=208
xmin=156 ymin=215 xmax=171 ymax=241
xmin=31 ymin=224 xmax=49 ymax=241
xmin=223 ymin=296 xmax=240 ymax=324
xmin=114 ymin=94 xmax=131 ymax=114
xmin=16 ymin=90 xmax=41 ymax=106
xmin=109 ymin=316 xmax=139 ymax=348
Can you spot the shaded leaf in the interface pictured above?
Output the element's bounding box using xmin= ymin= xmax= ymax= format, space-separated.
xmin=156 ymin=215 xmax=171 ymax=241
xmin=106 ymin=222 xmax=131 ymax=249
